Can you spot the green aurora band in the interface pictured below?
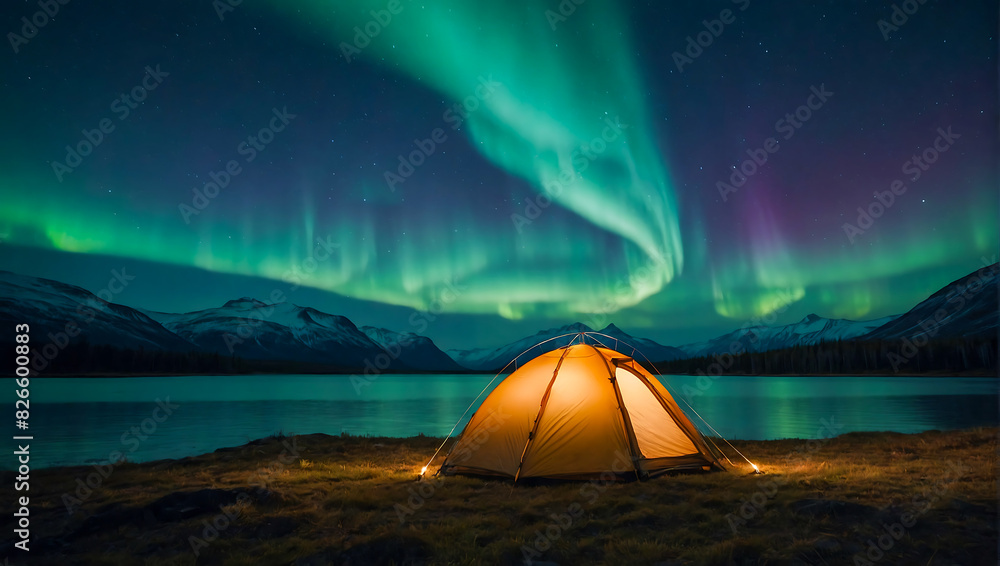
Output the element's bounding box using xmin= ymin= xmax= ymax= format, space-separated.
xmin=4 ymin=0 xmax=688 ymax=321
xmin=0 ymin=0 xmax=995 ymax=329
xmin=259 ymin=0 xmax=685 ymax=319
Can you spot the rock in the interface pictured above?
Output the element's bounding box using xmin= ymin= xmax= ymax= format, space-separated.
xmin=73 ymin=487 xmax=271 ymax=538
xmin=143 ymin=487 xmax=265 ymax=522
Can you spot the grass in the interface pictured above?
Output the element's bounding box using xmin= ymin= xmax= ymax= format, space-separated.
xmin=4 ymin=428 xmax=996 ymax=565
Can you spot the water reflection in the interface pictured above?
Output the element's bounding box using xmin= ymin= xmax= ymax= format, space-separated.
xmin=8 ymin=374 xmax=997 ymax=469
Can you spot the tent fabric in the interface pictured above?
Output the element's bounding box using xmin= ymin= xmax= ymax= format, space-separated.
xmin=438 ymin=343 xmax=725 ymax=480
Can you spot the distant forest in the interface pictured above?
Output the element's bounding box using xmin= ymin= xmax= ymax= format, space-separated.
xmin=649 ymin=337 xmax=997 ymax=376
xmin=14 ymin=340 xmax=360 ymax=376
xmin=10 ymin=336 xmax=997 ymax=376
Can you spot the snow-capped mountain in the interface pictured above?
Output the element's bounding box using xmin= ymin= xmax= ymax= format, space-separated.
xmin=678 ymin=313 xmax=899 ymax=358
xmin=862 ymin=263 xmax=998 ymax=340
xmin=4 ymin=262 xmax=994 ymax=375
xmin=143 ymin=299 xmax=401 ymax=369
xmin=446 ymin=322 xmax=684 ymax=371
xmin=447 ymin=323 xmax=593 ymax=372
xmin=0 ymin=270 xmax=195 ymax=353
xmin=590 ymin=323 xmax=686 ymax=362
xmin=0 ymin=271 xmax=463 ymax=372
xmin=360 ymin=326 xmax=465 ymax=372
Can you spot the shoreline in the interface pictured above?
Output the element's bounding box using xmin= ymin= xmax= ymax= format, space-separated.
xmin=8 ymin=426 xmax=1000 ymax=474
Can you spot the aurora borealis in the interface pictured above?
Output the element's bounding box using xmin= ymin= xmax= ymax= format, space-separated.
xmin=0 ymin=0 xmax=996 ymax=349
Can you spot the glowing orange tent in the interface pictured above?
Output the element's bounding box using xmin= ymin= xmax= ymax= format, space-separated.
xmin=438 ymin=343 xmax=725 ymax=481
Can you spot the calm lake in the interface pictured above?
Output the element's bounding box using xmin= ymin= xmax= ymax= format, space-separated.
xmin=8 ymin=374 xmax=998 ymax=469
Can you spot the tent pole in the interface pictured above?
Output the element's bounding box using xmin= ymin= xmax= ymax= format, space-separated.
xmin=512 ymin=347 xmax=571 ymax=484
xmin=588 ymin=343 xmax=644 ymax=480
xmin=424 ymin=332 xmax=588 ymax=478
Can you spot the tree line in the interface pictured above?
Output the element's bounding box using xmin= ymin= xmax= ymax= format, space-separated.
xmin=8 ymin=335 xmax=996 ymax=377
xmin=650 ymin=337 xmax=997 ymax=376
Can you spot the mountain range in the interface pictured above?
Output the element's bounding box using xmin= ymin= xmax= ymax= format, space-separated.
xmin=0 ymin=263 xmax=995 ymax=373
xmin=675 ymin=313 xmax=898 ymax=359
xmin=863 ymin=263 xmax=998 ymax=341
xmin=446 ymin=323 xmax=687 ymax=372
xmin=142 ymin=298 xmax=400 ymax=370
xmin=0 ymin=271 xmax=193 ymax=353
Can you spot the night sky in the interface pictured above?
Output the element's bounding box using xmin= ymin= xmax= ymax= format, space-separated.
xmin=0 ymin=0 xmax=996 ymax=350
